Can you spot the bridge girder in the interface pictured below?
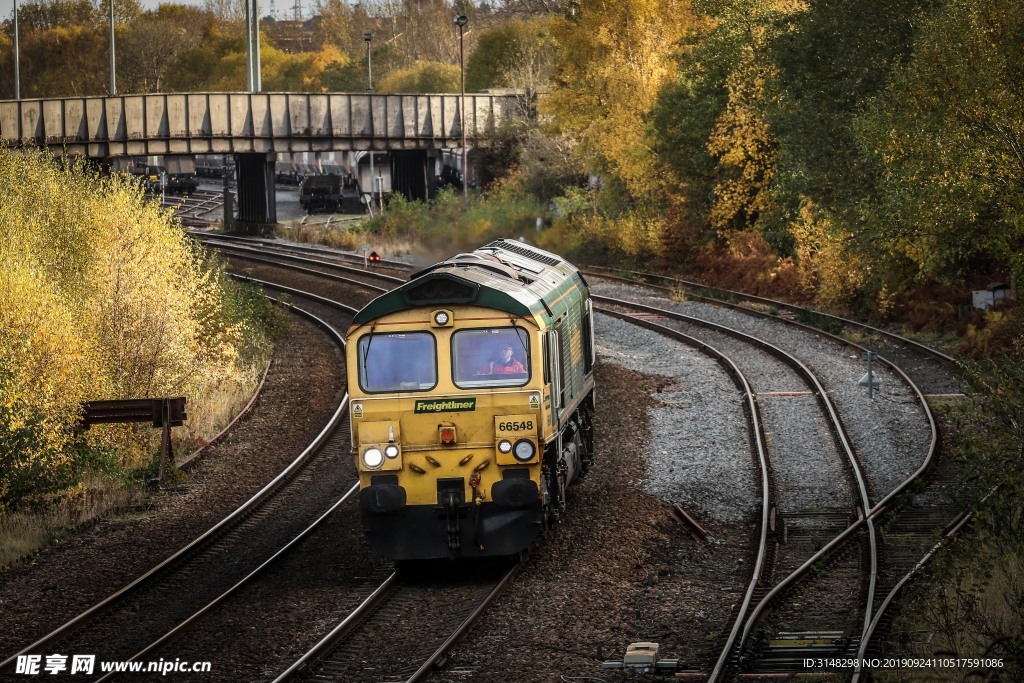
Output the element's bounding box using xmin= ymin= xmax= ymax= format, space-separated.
xmin=0 ymin=92 xmax=524 ymax=157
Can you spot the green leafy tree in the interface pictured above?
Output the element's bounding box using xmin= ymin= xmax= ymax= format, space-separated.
xmin=651 ymin=0 xmax=775 ymax=254
xmin=465 ymin=16 xmax=556 ymax=97
xmin=854 ymin=0 xmax=1024 ymax=285
xmin=162 ymin=25 xmax=248 ymax=91
xmin=768 ymin=0 xmax=935 ymax=224
xmin=16 ymin=23 xmax=109 ymax=96
xmin=118 ymin=6 xmax=214 ymax=92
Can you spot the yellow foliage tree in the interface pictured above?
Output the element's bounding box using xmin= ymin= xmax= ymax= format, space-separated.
xmin=377 ymin=61 xmax=461 ymax=93
xmin=789 ymin=198 xmax=864 ymax=309
xmin=543 ymin=0 xmax=698 ymax=202
xmin=707 ymin=48 xmax=779 ymax=234
xmin=0 ymin=147 xmax=266 ymax=512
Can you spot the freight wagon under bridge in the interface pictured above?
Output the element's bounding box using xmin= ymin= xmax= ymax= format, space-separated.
xmin=0 ymin=92 xmax=526 ymax=230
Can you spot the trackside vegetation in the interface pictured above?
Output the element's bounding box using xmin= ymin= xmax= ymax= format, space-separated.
xmin=0 ymin=147 xmax=281 ymax=547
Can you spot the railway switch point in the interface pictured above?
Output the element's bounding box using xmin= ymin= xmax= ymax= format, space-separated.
xmin=603 ymin=642 xmax=680 ymax=674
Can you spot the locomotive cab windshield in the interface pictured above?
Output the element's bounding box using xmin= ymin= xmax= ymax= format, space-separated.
xmin=453 ymin=327 xmax=530 ymax=388
xmin=357 ymin=332 xmax=438 ymax=392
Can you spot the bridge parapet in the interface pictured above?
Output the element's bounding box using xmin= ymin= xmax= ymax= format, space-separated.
xmin=0 ymin=92 xmax=523 ymax=157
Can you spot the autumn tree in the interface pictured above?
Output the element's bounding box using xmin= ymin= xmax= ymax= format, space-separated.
xmin=162 ymin=25 xmax=248 ymax=91
xmin=543 ymin=0 xmax=697 ymax=207
xmin=312 ymin=0 xmax=355 ymax=50
xmin=8 ymin=0 xmax=97 ymax=31
xmin=465 ymin=16 xmax=556 ymax=99
xmin=1 ymin=147 xmax=275 ymax=513
xmin=118 ymin=6 xmax=214 ymax=93
xmin=203 ymin=0 xmax=246 ymax=23
xmin=377 ymin=60 xmax=459 ymax=92
xmin=768 ymin=0 xmax=935 ymax=236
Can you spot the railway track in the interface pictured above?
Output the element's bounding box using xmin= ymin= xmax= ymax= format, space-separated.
xmin=588 ymin=285 xmax=962 ymax=681
xmin=581 ymin=265 xmax=961 ymax=388
xmin=0 ymin=303 xmax=353 ymax=681
xmin=193 ymin=235 xmax=969 ymax=680
xmin=194 ymin=247 xmax=538 ymax=683
xmin=594 ymin=296 xmax=879 ymax=678
xmin=275 ymin=561 xmax=519 ymax=683
xmin=161 ymin=190 xmax=225 ymax=227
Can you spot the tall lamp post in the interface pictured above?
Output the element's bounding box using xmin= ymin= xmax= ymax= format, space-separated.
xmin=13 ymin=0 xmax=20 ymax=99
xmin=245 ymin=0 xmax=261 ymax=91
xmin=108 ymin=0 xmax=116 ymax=95
xmin=364 ymin=33 xmax=373 ymax=91
xmin=364 ymin=33 xmax=376 ymax=212
xmin=454 ymin=14 xmax=468 ymax=208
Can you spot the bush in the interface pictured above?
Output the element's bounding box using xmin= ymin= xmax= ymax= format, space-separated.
xmin=0 ymin=147 xmax=276 ymax=515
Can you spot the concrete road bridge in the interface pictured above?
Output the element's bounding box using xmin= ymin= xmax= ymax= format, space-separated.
xmin=0 ymin=91 xmax=525 ymax=230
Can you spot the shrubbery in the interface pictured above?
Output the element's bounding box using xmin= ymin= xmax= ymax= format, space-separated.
xmin=0 ymin=147 xmax=277 ymax=515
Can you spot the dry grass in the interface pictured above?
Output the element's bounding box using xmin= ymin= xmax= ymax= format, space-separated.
xmin=277 ymin=219 xmax=363 ymax=250
xmin=0 ymin=474 xmax=147 ymax=569
xmin=275 ymin=220 xmax=425 ymax=265
xmin=0 ymin=353 xmax=272 ymax=569
xmin=669 ymin=287 xmax=689 ymax=304
xmin=181 ymin=354 xmax=269 ymax=446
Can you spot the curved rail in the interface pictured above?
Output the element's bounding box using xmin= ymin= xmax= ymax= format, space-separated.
xmin=594 ymin=305 xmax=773 ymax=683
xmin=193 ymin=233 xmax=409 ymax=285
xmin=591 ymin=285 xmax=942 ymax=678
xmin=592 ymin=294 xmax=878 ymax=680
xmin=583 ymin=265 xmax=960 ymax=368
xmin=0 ymin=301 xmax=352 ymax=674
xmin=204 ymin=237 xmax=948 ymax=678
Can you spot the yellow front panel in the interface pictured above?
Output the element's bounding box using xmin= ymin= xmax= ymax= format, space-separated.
xmin=348 ymin=305 xmax=550 ymax=506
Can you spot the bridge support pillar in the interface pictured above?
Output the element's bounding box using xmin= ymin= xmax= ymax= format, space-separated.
xmin=235 ymin=153 xmax=277 ymax=234
xmin=391 ymin=150 xmax=434 ymax=202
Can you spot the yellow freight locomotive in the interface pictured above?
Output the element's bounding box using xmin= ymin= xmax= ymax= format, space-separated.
xmin=346 ymin=240 xmax=596 ymax=560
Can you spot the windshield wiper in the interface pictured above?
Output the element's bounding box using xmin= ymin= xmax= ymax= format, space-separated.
xmin=361 ymin=325 xmax=376 ymax=386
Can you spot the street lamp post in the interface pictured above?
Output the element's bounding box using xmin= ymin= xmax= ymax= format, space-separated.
xmin=109 ymin=0 xmax=116 ymax=95
xmin=364 ymin=33 xmax=376 ymax=213
xmin=364 ymin=33 xmax=373 ymax=92
xmin=454 ymin=14 xmax=468 ymax=208
xmin=13 ymin=0 xmax=20 ymax=99
xmin=245 ymin=0 xmax=261 ymax=91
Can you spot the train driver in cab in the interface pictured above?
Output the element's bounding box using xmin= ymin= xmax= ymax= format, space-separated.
xmin=478 ymin=343 xmax=525 ymax=375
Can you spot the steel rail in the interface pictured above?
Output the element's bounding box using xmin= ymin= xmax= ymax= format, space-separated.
xmin=208 ymin=239 xmax=947 ymax=678
xmin=405 ymin=563 xmax=521 ymax=683
xmin=95 ymin=481 xmax=361 ymax=682
xmin=594 ymin=305 xmax=773 ymax=683
xmin=210 ymin=247 xmax=391 ymax=294
xmin=850 ymin=511 xmax=975 ymax=683
xmin=271 ymin=573 xmax=400 ymax=682
xmin=0 ymin=302 xmax=352 ymax=674
xmin=193 ymin=233 xmax=408 ymax=284
xmin=583 ymin=266 xmax=960 ymax=367
xmin=589 ymin=288 xmax=945 ymax=678
xmin=88 ymin=298 xmax=356 ymax=680
xmin=592 ymin=294 xmax=878 ymax=681
xmin=176 ymin=356 xmax=272 ymax=471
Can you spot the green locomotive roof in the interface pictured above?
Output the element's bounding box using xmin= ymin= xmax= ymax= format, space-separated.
xmin=351 ymin=239 xmax=588 ymax=327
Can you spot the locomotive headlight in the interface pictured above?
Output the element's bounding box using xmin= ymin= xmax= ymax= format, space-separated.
xmin=362 ymin=447 xmax=385 ymax=469
xmin=512 ymin=439 xmax=536 ymax=462
xmin=384 ymin=444 xmax=400 ymax=459
xmin=497 ymin=439 xmax=513 ymax=454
